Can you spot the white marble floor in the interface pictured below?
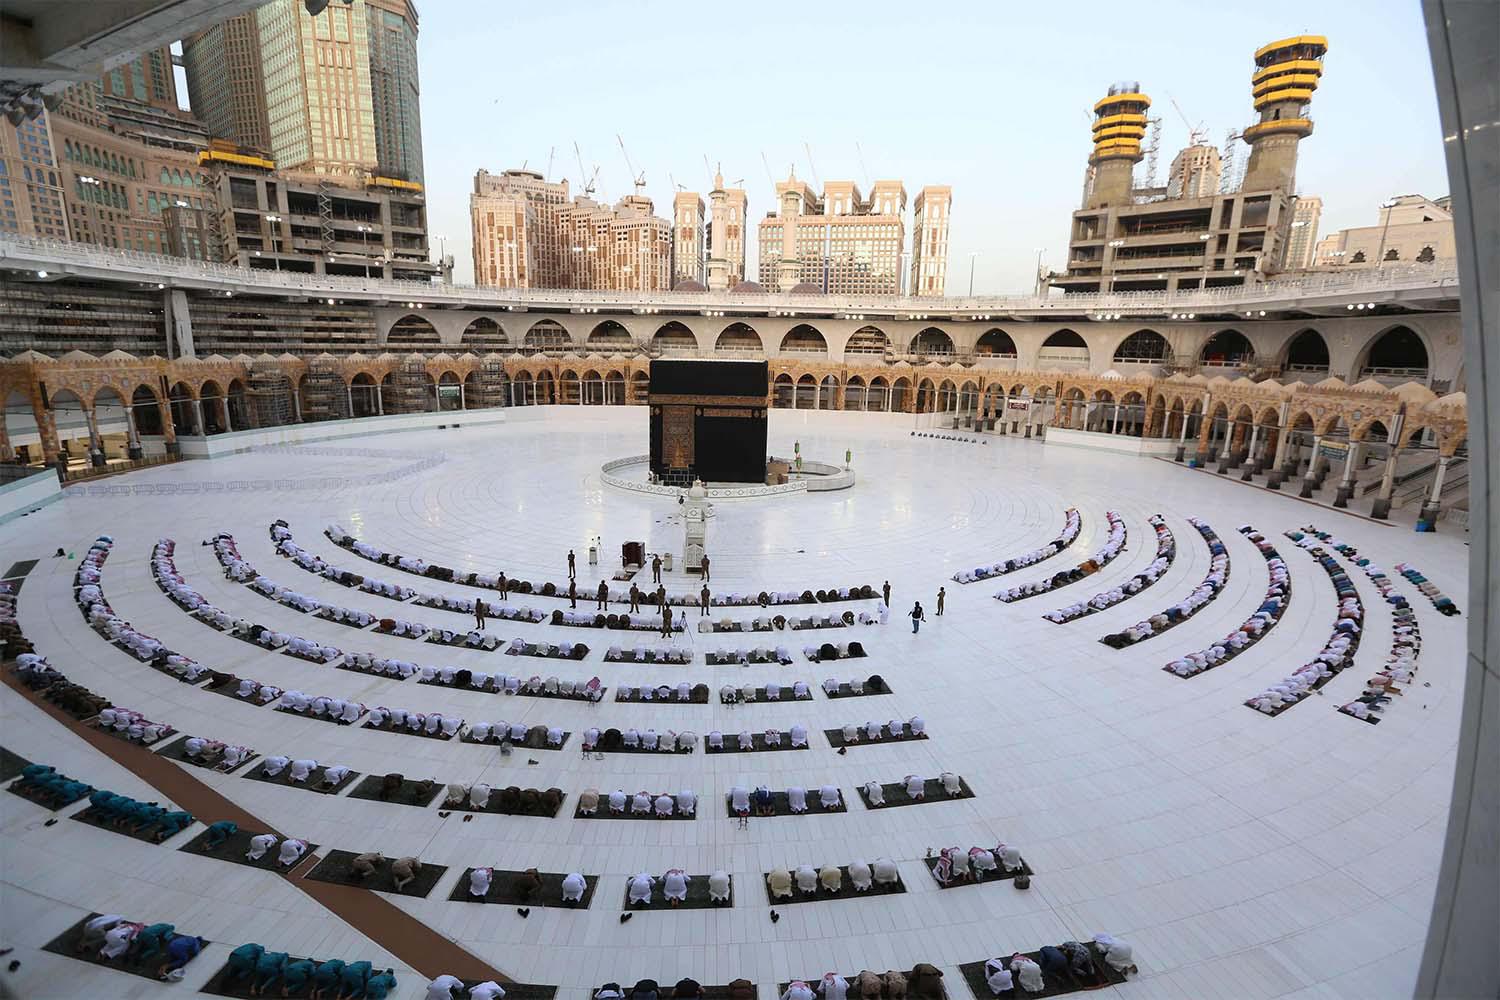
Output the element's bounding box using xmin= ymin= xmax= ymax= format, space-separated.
xmin=0 ymin=407 xmax=1471 ymax=1000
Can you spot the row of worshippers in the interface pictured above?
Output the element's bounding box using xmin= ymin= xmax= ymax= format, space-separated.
xmin=427 ymin=974 xmax=506 ymax=1000
xmin=1043 ymin=515 xmax=1174 ymax=624
xmin=506 ymin=637 xmax=592 ymax=660
xmin=13 ymin=650 xmax=63 ymax=689
xmin=1102 ymin=518 xmax=1227 ymax=646
xmin=363 ymin=576 xmax=418 ymax=600
xmin=210 ymin=533 xmax=256 ymax=582
xmin=276 ymin=690 xmax=367 ymax=724
xmin=416 ymin=589 xmax=546 ymax=625
xmin=430 ymin=666 xmax=604 ymax=700
xmin=179 ymin=736 xmax=255 ymax=770
xmin=347 ymin=851 xmax=425 ymax=890
xmin=781 ymin=970 xmax=944 ymax=1000
xmin=597 ymin=979 xmax=749 ymax=1000
xmin=1326 ymin=543 xmax=1420 ymax=721
xmin=225 ymin=943 xmax=398 ymax=999
xmin=232 ymin=676 xmax=283 ymax=705
xmin=732 ymin=785 xmax=843 ymax=815
xmin=581 ymin=727 xmax=699 ymax=752
xmin=443 ymin=783 xmax=565 ymax=814
xmin=346 ymin=651 xmax=422 ymax=678
xmin=954 ymin=508 xmax=1082 ymax=582
xmin=251 ymin=573 xmax=327 ymax=613
xmin=627 ymin=869 xmax=730 ymax=906
xmin=929 ymin=844 xmax=1025 ymax=884
xmin=838 ymin=716 xmax=926 ymax=742
xmin=74 ymin=536 xmax=112 ymax=590
xmin=578 ymin=789 xmax=698 ymax=817
xmin=85 ymin=790 xmax=194 ymax=841
xmin=260 ymin=755 xmax=354 ymax=787
xmin=823 ymin=676 xmax=887 ymax=696
xmin=468 ymin=719 xmax=563 ymax=745
xmin=864 ymin=773 xmax=964 ymax=804
xmin=74 ymin=914 xmax=206 ymax=980
xmin=1165 ymin=527 xmax=1288 ymax=677
xmin=151 ymin=539 xmax=209 ymax=613
xmin=624 ymin=681 xmax=708 ymax=703
xmin=1247 ymin=536 xmax=1362 ymax=713
xmin=994 ymin=511 xmax=1126 ymax=602
xmin=244 ymin=832 xmax=312 ymax=867
xmin=94 ymin=705 xmax=175 ymax=744
xmin=1395 ymin=562 xmax=1461 ymax=615
xmin=465 ymin=866 xmax=588 ymax=905
xmin=982 ymin=934 xmax=1136 ymax=994
xmin=769 ymin=860 xmax=899 ymax=897
xmin=606 ymin=643 xmax=692 ymax=663
xmin=78 ymin=567 xmax=174 ymax=665
xmin=554 ymin=607 xmax=681 ymax=632
xmin=365 ymin=705 xmax=468 ymax=737
xmin=11 ymin=763 xmax=94 ymax=809
xmin=708 ymin=727 xmax=808 ymax=750
xmin=721 ymin=680 xmax=812 ymax=703
xmin=806 ymin=640 xmax=867 ymax=662
xmin=710 ymin=645 xmax=794 ymax=665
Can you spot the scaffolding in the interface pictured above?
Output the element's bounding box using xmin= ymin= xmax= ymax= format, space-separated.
xmin=466 ymin=359 xmax=511 ymax=409
xmin=300 ymin=359 xmax=351 ymax=422
xmin=385 ymin=359 xmax=432 ymax=414
xmin=247 ymin=362 xmax=293 ymax=427
xmin=318 ymin=178 xmax=335 ymax=255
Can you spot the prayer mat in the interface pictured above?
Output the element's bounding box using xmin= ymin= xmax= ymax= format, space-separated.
xmin=620 ymin=874 xmax=731 ymax=910
xmin=858 ymin=777 xmax=974 ymax=808
xmin=921 ymin=854 xmax=1032 ymax=887
xmin=42 ymin=913 xmax=207 ymax=984
xmin=723 ymin=789 xmax=845 ymax=818
xmin=824 ymin=724 xmax=926 ymax=748
xmin=178 ymin=826 xmax=318 ymax=876
xmin=243 ymin=761 xmax=359 ymax=794
xmin=956 ymin=945 xmax=1127 ymax=998
xmin=154 ymin=734 xmax=258 ymax=774
xmin=346 ymin=774 xmax=445 ymax=808
xmin=447 ymin=868 xmax=599 ymax=909
xmin=302 ymin=849 xmax=447 ymax=898
xmin=763 ymin=866 xmax=904 ymax=905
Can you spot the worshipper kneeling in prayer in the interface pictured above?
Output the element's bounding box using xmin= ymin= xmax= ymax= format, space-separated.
xmin=468 ymin=866 xmax=493 ymax=898
xmin=848 ymin=860 xmax=873 ymax=891
xmin=562 ymin=872 xmax=587 ymax=905
xmin=767 ymin=867 xmax=794 ymax=901
xmin=862 ymin=781 xmax=885 ymax=806
xmin=782 ymin=981 xmax=815 ymax=1000
xmin=627 ymin=872 xmax=655 ymax=906
xmin=818 ymin=973 xmax=849 ymax=1000
xmin=1009 ymin=954 xmax=1043 ymax=993
xmin=983 ymin=958 xmax=1013 ymax=995
xmin=708 ymin=869 xmax=731 ymax=904
xmin=425 ymin=973 xmax=466 ymax=1000
xmin=662 ymin=868 xmax=689 ymax=906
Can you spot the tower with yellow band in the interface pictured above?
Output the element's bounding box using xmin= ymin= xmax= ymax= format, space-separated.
xmin=1085 ymin=82 xmax=1150 ymax=209
xmin=1241 ymin=35 xmax=1328 ymax=193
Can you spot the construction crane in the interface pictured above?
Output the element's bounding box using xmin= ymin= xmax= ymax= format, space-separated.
xmin=803 ymin=141 xmax=821 ymax=188
xmin=1168 ymin=95 xmax=1208 ymax=147
xmin=855 ymin=142 xmax=871 ymax=187
xmin=616 ymin=134 xmax=647 ymax=196
xmin=574 ymin=142 xmax=599 ymax=198
xmin=545 ymin=146 xmax=555 ymax=183
xmin=1141 ymin=116 xmax=1163 ymax=190
xmin=669 ymin=172 xmax=685 ymax=192
xmin=760 ymin=151 xmax=776 ymax=186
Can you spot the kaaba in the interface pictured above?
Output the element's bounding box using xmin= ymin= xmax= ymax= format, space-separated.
xmin=648 ymin=359 xmax=768 ymax=485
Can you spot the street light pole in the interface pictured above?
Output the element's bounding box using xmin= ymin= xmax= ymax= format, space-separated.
xmin=967 ymin=251 xmax=980 ymax=296
xmin=1373 ymin=198 xmax=1398 ymax=266
xmin=78 ymin=175 xmax=103 ymax=245
xmin=1033 ymin=247 xmax=1046 ymax=296
xmin=356 ymin=224 xmax=372 ymax=278
xmin=264 ymin=213 xmax=282 ymax=272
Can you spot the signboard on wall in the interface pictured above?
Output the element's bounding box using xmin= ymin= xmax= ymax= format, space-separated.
xmin=1318 ymin=439 xmax=1350 ymax=463
xmin=1005 ymin=398 xmax=1031 ymax=413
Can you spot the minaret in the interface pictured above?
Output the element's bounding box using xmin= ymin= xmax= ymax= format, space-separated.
xmin=707 ymin=170 xmax=730 ymax=290
xmin=1240 ymin=35 xmax=1328 ymax=193
xmin=1085 ymin=83 xmax=1150 ymax=208
xmin=777 ymin=172 xmax=804 ymax=289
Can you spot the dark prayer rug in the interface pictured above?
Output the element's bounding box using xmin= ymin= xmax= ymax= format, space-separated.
xmin=763 ymin=865 xmax=905 ymax=905
xmin=302 ymin=849 xmax=447 ymax=898
xmin=154 ymin=734 xmax=259 ymax=774
xmin=857 ymin=777 xmax=975 ymax=808
xmin=242 ymin=761 xmax=359 ymax=795
xmin=620 ymin=874 xmax=731 ymax=910
xmin=920 ymin=854 xmax=1033 ymax=887
xmin=345 ymin=774 xmax=445 ymax=808
xmin=724 ymin=790 xmax=846 ymax=818
xmin=447 ymin=868 xmax=599 ymax=909
xmin=956 ymin=945 xmax=1128 ymax=998
xmin=42 ymin=913 xmax=208 ymax=984
xmin=178 ymin=826 xmax=318 ymax=877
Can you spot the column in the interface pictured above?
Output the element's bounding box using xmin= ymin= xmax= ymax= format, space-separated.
xmin=290 ymin=388 xmax=303 ymax=423
xmin=82 ymin=404 xmax=106 ymax=467
xmin=1298 ymin=434 xmax=1323 ymax=498
xmin=346 ymin=385 xmax=355 ymax=419
xmin=34 ymin=393 xmax=60 ymax=469
xmin=1332 ymin=441 xmax=1361 ymax=508
xmin=1370 ymin=444 xmax=1401 ymax=519
xmin=1239 ymin=424 xmax=1261 ymax=481
xmin=1110 ymin=402 xmax=1121 ymax=435
xmin=1266 ymin=423 xmax=1291 ymax=489
xmin=1418 ymin=454 xmax=1450 ymax=529
xmin=0 ymin=413 xmax=11 ymax=463
xmin=124 ymin=405 xmax=142 ymax=459
xmin=375 ymin=385 xmax=385 ymax=416
xmin=1215 ymin=417 xmax=1235 ymax=474
xmin=1175 ymin=409 xmax=1190 ymax=462
xmin=158 ymin=395 xmax=178 ymax=457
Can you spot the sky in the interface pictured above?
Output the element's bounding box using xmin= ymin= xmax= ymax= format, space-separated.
xmin=412 ymin=0 xmax=1450 ymax=293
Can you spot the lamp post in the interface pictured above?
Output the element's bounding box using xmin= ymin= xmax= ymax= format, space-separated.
xmin=1033 ymin=247 xmax=1046 ymax=296
xmin=968 ymin=251 xmax=980 ymax=296
xmin=356 ymin=224 xmax=372 ymax=278
xmin=1373 ymin=198 xmax=1398 ymax=266
xmin=264 ymin=213 xmax=282 ymax=271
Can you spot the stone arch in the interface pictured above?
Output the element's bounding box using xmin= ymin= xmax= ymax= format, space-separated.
xmin=167 ymin=381 xmax=198 ymax=435
xmin=197 ymin=379 xmax=228 ymax=434
xmin=436 ymin=370 xmax=463 ymax=411
xmin=1281 ymin=328 xmax=1330 ymax=375
xmin=351 ymin=372 xmax=379 ymax=418
xmin=388 ymin=313 xmax=441 ymax=347
xmin=629 ymin=370 xmax=648 ymax=403
xmin=1200 ymin=329 xmax=1255 ymax=367
xmin=716 ymin=322 xmax=761 ymax=353
xmin=1112 ymin=329 xmax=1172 ymax=364
xmin=818 ymin=374 xmax=839 ymax=409
xmin=867 ymin=375 xmax=891 ymax=412
xmin=523 ymin=319 xmax=572 ymax=352
xmin=587 ymin=320 xmax=634 ymax=351
xmin=651 ymin=321 xmax=698 ymax=352
xmin=975 ymin=328 xmax=1017 ymax=357
xmin=889 ymin=376 xmax=912 ymax=412
xmin=577 ymin=368 xmax=605 ymax=405
xmin=226 ymin=378 xmax=250 ymax=430
xmin=558 ymin=368 xmax=582 ymax=405
xmin=910 ymin=327 xmax=954 ymax=356
xmin=772 ymin=372 xmax=795 ymax=408
xmin=1356 ymin=325 xmax=1430 ymax=380
xmin=535 ymin=369 xmax=556 ymax=404
xmin=844 ymin=374 xmax=867 ymax=410
xmin=1039 ymin=329 xmax=1090 ymax=368
xmin=130 ymin=384 xmax=164 ymax=436
xmin=781 ymin=324 xmax=827 ymax=355
xmin=461 ymin=316 xmax=508 ymax=349
xmin=845 ymin=326 xmax=891 ymax=356
xmin=795 ymin=373 xmax=818 ymax=409
xmin=605 ymin=369 xmax=626 ymax=404
xmin=915 ymin=377 xmax=937 ymax=413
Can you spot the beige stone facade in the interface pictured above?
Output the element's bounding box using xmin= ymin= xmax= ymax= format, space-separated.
xmin=182 ymin=14 xmax=272 ymax=151
xmin=758 ymin=176 xmax=909 ymax=294
xmin=672 ymin=191 xmax=704 ymax=286
xmin=0 ymin=111 xmax=69 ymax=240
xmin=707 ymin=174 xmax=747 ymax=289
xmin=1314 ymin=195 xmax=1455 ymax=267
xmin=910 ymin=185 xmax=952 ymax=296
xmin=1167 ymin=144 xmax=1222 ymax=199
xmin=1284 ymin=195 xmax=1322 ymax=269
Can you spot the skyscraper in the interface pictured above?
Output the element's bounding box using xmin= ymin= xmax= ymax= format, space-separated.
xmin=909 ymin=185 xmax=952 ymax=296
xmin=98 ymin=48 xmax=179 ymax=112
xmin=183 ymin=0 xmax=422 ymax=181
xmin=1167 ymin=144 xmax=1222 ymax=199
xmin=672 ymin=191 xmax=705 ymax=286
xmin=1283 ymin=195 xmax=1322 ymax=269
xmin=757 ymin=175 xmax=908 ymax=294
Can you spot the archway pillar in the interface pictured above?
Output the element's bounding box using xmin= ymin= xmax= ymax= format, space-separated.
xmin=1332 ymin=442 xmax=1362 ymax=508
xmin=1418 ymin=455 xmax=1451 ymax=529
xmin=1215 ymin=417 xmax=1235 ymax=474
xmin=158 ymin=396 xmax=178 ymax=457
xmin=1370 ymin=412 xmax=1406 ymax=519
xmin=81 ymin=403 xmax=106 ymax=467
xmin=1174 ymin=410 xmax=1190 ymax=462
xmin=1298 ymin=435 xmax=1323 ymax=498
xmin=0 ymin=413 xmax=10 ymax=464
xmin=1238 ymin=424 xmax=1262 ymax=481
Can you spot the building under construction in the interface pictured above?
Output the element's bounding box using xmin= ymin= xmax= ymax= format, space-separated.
xmin=1053 ymin=35 xmax=1329 ymax=294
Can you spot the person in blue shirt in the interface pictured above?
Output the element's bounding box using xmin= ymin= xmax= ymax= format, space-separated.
xmin=337 ymin=959 xmax=373 ymax=998
xmin=226 ymin=943 xmax=264 ymax=984
xmin=203 ymin=820 xmax=239 ymax=849
xmin=280 ymin=958 xmax=317 ymax=995
xmin=309 ymin=958 xmax=346 ymax=999
xmin=362 ymin=969 xmax=398 ymax=999
xmin=156 ymin=934 xmax=205 ymax=979
xmin=152 ymin=810 xmax=194 ymax=842
xmin=251 ymin=949 xmax=289 ymax=996
xmin=130 ymin=923 xmax=174 ymax=965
